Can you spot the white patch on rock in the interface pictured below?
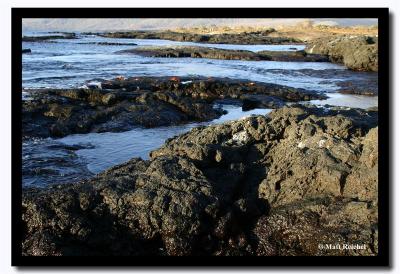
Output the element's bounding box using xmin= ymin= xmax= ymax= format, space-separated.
xmin=318 ymin=139 xmax=327 ymax=148
xmin=232 ymin=131 xmax=249 ymax=144
xmin=297 ymin=141 xmax=306 ymax=149
xmin=181 ymin=81 xmax=192 ymax=85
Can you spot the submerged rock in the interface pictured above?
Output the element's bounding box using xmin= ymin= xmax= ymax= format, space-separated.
xmin=22 ymin=105 xmax=378 ymax=256
xmin=337 ymin=76 xmax=378 ymax=96
xmin=306 ymin=35 xmax=378 ymax=71
xmin=22 ymin=76 xmax=325 ymax=139
xmin=22 ymin=139 xmax=94 ymax=187
xmin=263 ymin=68 xmax=378 ymax=96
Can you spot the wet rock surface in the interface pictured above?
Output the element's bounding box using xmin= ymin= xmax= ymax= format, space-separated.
xmin=90 ymin=29 xmax=302 ymax=45
xmin=22 ymin=76 xmax=325 ymax=139
xmin=22 ymin=105 xmax=378 ymax=256
xmin=22 ymin=48 xmax=32 ymax=54
xmin=121 ymin=46 xmax=328 ymax=62
xmin=306 ymin=35 xmax=378 ymax=71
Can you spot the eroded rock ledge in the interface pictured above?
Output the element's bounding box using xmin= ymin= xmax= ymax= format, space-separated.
xmin=120 ymin=46 xmax=328 ymax=62
xmin=22 ymin=105 xmax=378 ymax=256
xmin=22 ymin=76 xmax=325 ymax=138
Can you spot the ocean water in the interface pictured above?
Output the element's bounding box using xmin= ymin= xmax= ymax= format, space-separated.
xmin=21 ymin=32 xmax=378 ymax=187
xmin=23 ymin=32 xmax=346 ymax=91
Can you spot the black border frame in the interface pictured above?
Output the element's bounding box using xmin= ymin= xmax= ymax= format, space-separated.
xmin=12 ymin=8 xmax=390 ymax=267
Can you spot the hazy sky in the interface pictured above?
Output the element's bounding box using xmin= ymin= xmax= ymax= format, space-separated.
xmin=22 ymin=18 xmax=378 ymax=32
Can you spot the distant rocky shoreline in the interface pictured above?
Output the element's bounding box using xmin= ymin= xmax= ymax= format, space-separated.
xmin=22 ymin=30 xmax=379 ymax=71
xmin=87 ymin=29 xmax=303 ymax=45
xmin=97 ymin=30 xmax=378 ymax=71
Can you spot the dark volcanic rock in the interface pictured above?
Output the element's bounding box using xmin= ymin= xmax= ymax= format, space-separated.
xmin=90 ymin=29 xmax=302 ymax=45
xmin=120 ymin=46 xmax=263 ymax=61
xmin=22 ymin=105 xmax=379 ymax=256
xmin=305 ymin=35 xmax=378 ymax=71
xmin=241 ymin=94 xmax=285 ymax=110
xmin=257 ymin=50 xmax=329 ymax=62
xmin=77 ymin=42 xmax=138 ymax=46
xmin=336 ymin=77 xmax=378 ymax=96
xmin=22 ymin=33 xmax=77 ymax=42
xmin=22 ymin=76 xmax=326 ymax=139
xmin=22 ymin=48 xmax=31 ymax=54
xmin=121 ymin=46 xmax=328 ymax=62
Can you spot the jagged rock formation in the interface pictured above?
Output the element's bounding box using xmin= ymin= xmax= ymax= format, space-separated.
xmin=22 ymin=105 xmax=378 ymax=256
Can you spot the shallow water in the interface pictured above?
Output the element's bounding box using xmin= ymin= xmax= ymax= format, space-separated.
xmin=59 ymin=104 xmax=272 ymax=174
xmin=23 ymin=104 xmax=272 ymax=186
xmin=23 ymin=33 xmax=346 ymax=91
xmin=306 ymin=93 xmax=378 ymax=109
xmin=22 ymin=138 xmax=94 ymax=187
xmin=21 ymin=32 xmax=379 ymax=187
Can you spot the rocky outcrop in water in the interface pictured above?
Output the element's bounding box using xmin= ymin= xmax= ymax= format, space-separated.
xmin=22 ymin=33 xmax=77 ymax=42
xmin=120 ymin=46 xmax=328 ymax=62
xmin=77 ymin=42 xmax=138 ymax=46
xmin=22 ymin=49 xmax=31 ymax=54
xmin=89 ymin=29 xmax=302 ymax=45
xmin=22 ymin=105 xmax=378 ymax=256
xmin=22 ymin=77 xmax=325 ymax=139
xmin=256 ymin=50 xmax=328 ymax=62
xmin=305 ymin=35 xmax=378 ymax=71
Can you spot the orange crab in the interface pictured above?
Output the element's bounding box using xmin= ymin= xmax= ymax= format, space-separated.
xmin=115 ymin=75 xmax=125 ymax=81
xmin=169 ymin=76 xmax=180 ymax=82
